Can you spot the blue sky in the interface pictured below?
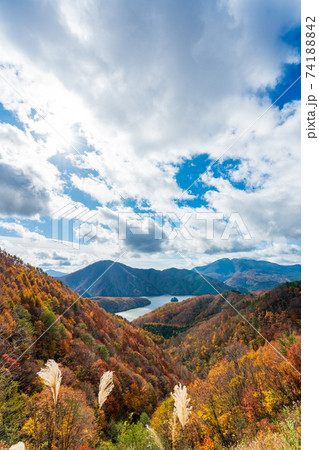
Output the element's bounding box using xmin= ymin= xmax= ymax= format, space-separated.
xmin=0 ymin=0 xmax=301 ymax=272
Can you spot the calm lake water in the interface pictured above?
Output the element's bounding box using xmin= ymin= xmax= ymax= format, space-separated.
xmin=115 ymin=295 xmax=192 ymax=321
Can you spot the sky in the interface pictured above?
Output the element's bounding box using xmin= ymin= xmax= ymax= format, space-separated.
xmin=0 ymin=0 xmax=301 ymax=273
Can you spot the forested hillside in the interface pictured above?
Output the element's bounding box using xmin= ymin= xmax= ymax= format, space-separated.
xmin=0 ymin=250 xmax=188 ymax=447
xmin=143 ymin=283 xmax=301 ymax=448
xmin=135 ymin=283 xmax=301 ymax=377
xmin=90 ymin=296 xmax=151 ymax=313
xmin=0 ymin=250 xmax=300 ymax=449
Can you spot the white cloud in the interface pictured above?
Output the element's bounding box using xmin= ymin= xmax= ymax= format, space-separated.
xmin=0 ymin=0 xmax=300 ymax=269
xmin=203 ymin=101 xmax=300 ymax=244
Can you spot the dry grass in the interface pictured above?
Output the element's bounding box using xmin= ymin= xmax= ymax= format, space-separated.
xmin=146 ymin=425 xmax=164 ymax=450
xmin=9 ymin=443 xmax=25 ymax=450
xmin=98 ymin=371 xmax=114 ymax=409
xmin=37 ymin=359 xmax=62 ymax=405
xmin=171 ymin=383 xmax=192 ymax=429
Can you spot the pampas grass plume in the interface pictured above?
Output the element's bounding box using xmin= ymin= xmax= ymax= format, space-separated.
xmin=37 ymin=359 xmax=62 ymax=405
xmin=9 ymin=443 xmax=25 ymax=450
xmin=171 ymin=383 xmax=192 ymax=429
xmin=98 ymin=371 xmax=114 ymax=409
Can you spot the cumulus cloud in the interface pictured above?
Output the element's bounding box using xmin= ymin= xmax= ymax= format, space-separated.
xmin=0 ymin=122 xmax=63 ymax=219
xmin=0 ymin=163 xmax=49 ymax=217
xmin=125 ymin=229 xmax=164 ymax=254
xmin=0 ymin=0 xmax=301 ymax=269
xmin=203 ymin=101 xmax=301 ymax=244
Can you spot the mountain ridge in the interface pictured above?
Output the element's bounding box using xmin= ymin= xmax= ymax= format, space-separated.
xmin=58 ymin=260 xmax=231 ymax=297
xmin=57 ymin=257 xmax=301 ymax=297
xmin=194 ymin=258 xmax=301 ymax=291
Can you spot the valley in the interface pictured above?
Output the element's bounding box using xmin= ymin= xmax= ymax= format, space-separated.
xmin=116 ymin=294 xmax=193 ymax=321
xmin=0 ymin=250 xmax=301 ymax=449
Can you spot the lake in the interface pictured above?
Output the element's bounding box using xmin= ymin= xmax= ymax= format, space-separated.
xmin=115 ymin=294 xmax=192 ymax=321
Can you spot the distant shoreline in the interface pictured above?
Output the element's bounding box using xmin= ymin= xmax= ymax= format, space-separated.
xmin=90 ymin=296 xmax=151 ymax=314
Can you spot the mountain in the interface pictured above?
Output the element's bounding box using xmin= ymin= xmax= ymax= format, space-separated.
xmin=134 ymin=281 xmax=301 ymax=377
xmin=58 ymin=260 xmax=231 ymax=297
xmin=194 ymin=258 xmax=301 ymax=292
xmin=44 ymin=269 xmax=68 ymax=277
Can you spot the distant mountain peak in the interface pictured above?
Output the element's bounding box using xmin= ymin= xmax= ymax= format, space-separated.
xmin=194 ymin=258 xmax=301 ymax=292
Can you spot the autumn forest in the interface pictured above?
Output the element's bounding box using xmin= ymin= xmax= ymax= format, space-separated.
xmin=0 ymin=250 xmax=301 ymax=449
